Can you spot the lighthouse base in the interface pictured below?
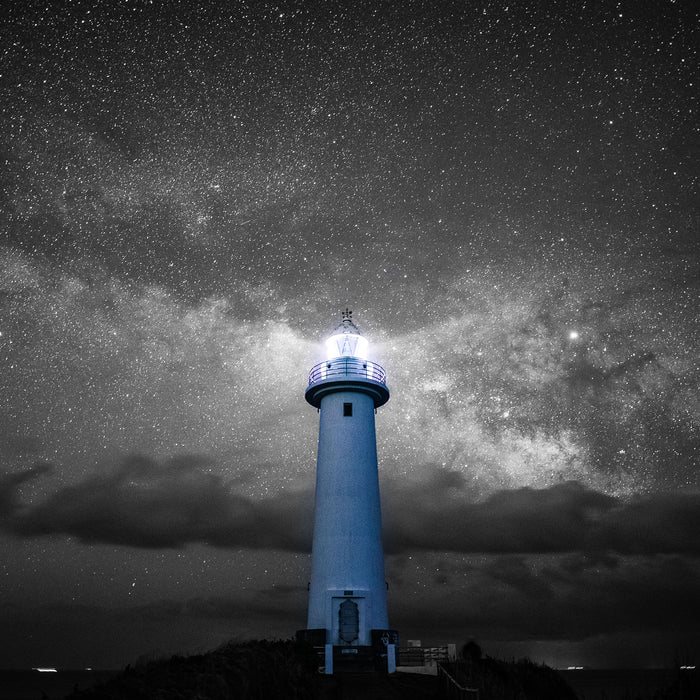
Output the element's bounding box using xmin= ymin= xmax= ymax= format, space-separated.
xmin=296 ymin=629 xmax=399 ymax=674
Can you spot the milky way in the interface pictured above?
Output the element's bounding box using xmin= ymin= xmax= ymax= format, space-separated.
xmin=1 ymin=0 xmax=698 ymax=669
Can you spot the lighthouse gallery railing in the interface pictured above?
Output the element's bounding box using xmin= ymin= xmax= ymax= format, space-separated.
xmin=308 ymin=357 xmax=387 ymax=386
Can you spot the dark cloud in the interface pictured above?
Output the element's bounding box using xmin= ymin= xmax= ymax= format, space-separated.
xmin=389 ymin=553 xmax=700 ymax=653
xmin=0 ymin=589 xmax=308 ymax=669
xmin=1 ymin=456 xmax=312 ymax=551
xmin=3 ymin=462 xmax=699 ymax=558
xmin=382 ymin=471 xmax=700 ymax=555
xmin=4 ymin=551 xmax=698 ymax=668
xmin=0 ymin=461 xmax=53 ymax=516
xmin=135 ymin=587 xmax=308 ymax=624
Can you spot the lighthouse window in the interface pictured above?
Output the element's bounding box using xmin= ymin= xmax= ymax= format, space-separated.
xmin=343 ymin=402 xmax=353 ymax=417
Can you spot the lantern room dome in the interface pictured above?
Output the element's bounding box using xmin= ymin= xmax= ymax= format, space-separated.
xmin=325 ymin=308 xmax=368 ymax=360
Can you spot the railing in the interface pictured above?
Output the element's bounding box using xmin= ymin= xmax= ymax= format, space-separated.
xmin=308 ymin=357 xmax=387 ymax=386
xmin=399 ymin=646 xmax=451 ymax=666
xmin=438 ymin=663 xmax=480 ymax=700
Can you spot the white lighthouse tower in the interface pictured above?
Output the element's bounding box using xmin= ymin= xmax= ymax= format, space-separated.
xmin=299 ymin=309 xmax=397 ymax=673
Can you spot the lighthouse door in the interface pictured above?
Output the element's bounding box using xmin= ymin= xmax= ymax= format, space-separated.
xmin=338 ymin=598 xmax=359 ymax=644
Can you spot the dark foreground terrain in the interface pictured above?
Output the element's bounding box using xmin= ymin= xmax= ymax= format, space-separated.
xmin=59 ymin=639 xmax=577 ymax=700
xmin=27 ymin=639 xmax=690 ymax=700
xmin=52 ymin=639 xmax=566 ymax=699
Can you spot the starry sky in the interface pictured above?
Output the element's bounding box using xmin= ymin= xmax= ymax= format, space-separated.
xmin=1 ymin=0 xmax=698 ymax=670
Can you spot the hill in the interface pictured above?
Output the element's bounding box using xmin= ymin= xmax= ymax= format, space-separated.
xmin=66 ymin=640 xmax=319 ymax=700
xmin=65 ymin=639 xmax=583 ymax=700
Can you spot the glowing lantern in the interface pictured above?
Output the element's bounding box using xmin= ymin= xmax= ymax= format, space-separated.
xmin=325 ymin=309 xmax=369 ymax=360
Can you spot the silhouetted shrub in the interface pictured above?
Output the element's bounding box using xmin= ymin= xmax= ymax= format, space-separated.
xmin=65 ymin=639 xmax=319 ymax=700
xmin=461 ymin=640 xmax=482 ymax=662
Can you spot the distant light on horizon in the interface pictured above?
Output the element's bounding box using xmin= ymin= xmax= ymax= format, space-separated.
xmin=33 ymin=668 xmax=58 ymax=673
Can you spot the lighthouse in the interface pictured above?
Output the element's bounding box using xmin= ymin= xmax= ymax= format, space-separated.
xmin=298 ymin=310 xmax=398 ymax=673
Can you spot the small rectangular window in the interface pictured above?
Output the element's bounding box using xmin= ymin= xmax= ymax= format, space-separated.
xmin=343 ymin=402 xmax=353 ymax=417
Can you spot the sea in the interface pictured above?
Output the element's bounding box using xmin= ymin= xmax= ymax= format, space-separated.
xmin=0 ymin=666 xmax=696 ymax=700
xmin=0 ymin=669 xmax=116 ymax=700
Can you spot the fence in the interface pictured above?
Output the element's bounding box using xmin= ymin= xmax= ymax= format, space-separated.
xmin=437 ymin=663 xmax=480 ymax=700
xmin=398 ymin=646 xmax=452 ymax=667
xmin=307 ymin=357 xmax=387 ymax=386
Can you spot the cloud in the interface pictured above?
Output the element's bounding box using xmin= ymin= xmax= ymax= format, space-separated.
xmin=134 ymin=587 xmax=308 ymax=624
xmin=388 ymin=552 xmax=700 ymax=649
xmin=0 ymin=589 xmax=308 ymax=668
xmin=1 ymin=455 xmax=312 ymax=550
xmin=2 ymin=461 xmax=699 ymax=556
xmin=0 ymin=462 xmax=53 ymax=516
xmin=381 ymin=470 xmax=700 ymax=555
xmin=12 ymin=590 xmax=304 ymax=668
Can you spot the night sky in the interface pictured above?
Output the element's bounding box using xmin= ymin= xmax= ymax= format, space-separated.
xmin=1 ymin=0 xmax=698 ymax=670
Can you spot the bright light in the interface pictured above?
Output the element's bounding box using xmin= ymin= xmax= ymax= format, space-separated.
xmin=34 ymin=668 xmax=58 ymax=673
xmin=325 ymin=333 xmax=368 ymax=360
xmin=569 ymin=331 xmax=579 ymax=340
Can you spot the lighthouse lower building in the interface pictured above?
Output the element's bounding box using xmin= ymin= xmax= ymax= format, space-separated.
xmin=298 ymin=311 xmax=398 ymax=673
